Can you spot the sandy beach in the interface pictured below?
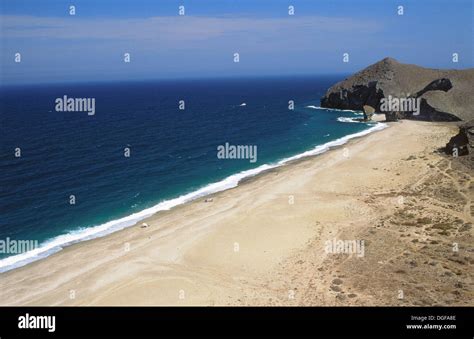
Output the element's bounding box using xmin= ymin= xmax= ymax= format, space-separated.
xmin=0 ymin=119 xmax=472 ymax=306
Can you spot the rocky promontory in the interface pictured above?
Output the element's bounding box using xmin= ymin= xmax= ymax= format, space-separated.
xmin=321 ymin=58 xmax=474 ymax=122
xmin=445 ymin=120 xmax=474 ymax=163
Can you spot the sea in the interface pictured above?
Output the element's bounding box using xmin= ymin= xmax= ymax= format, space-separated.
xmin=0 ymin=76 xmax=386 ymax=272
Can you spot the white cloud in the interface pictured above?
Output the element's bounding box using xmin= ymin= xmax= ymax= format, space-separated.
xmin=1 ymin=15 xmax=383 ymax=45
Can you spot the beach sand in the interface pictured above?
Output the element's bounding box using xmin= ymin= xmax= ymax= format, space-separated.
xmin=0 ymin=119 xmax=472 ymax=306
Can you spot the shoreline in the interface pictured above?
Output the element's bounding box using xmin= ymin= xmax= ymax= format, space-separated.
xmin=0 ymin=118 xmax=386 ymax=274
xmin=1 ymin=119 xmax=471 ymax=306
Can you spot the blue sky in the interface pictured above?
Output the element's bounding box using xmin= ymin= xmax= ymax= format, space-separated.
xmin=1 ymin=0 xmax=472 ymax=84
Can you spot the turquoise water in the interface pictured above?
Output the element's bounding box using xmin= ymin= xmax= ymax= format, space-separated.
xmin=0 ymin=76 xmax=383 ymax=271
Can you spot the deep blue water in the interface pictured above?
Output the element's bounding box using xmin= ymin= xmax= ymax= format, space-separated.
xmin=0 ymin=76 xmax=377 ymax=270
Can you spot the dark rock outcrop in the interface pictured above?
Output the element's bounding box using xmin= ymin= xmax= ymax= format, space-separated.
xmin=320 ymin=58 xmax=474 ymax=122
xmin=363 ymin=105 xmax=375 ymax=121
xmin=418 ymin=98 xmax=462 ymax=122
xmin=445 ymin=120 xmax=474 ymax=157
xmin=415 ymin=78 xmax=452 ymax=97
xmin=384 ymin=111 xmax=405 ymax=122
xmin=321 ymin=81 xmax=384 ymax=112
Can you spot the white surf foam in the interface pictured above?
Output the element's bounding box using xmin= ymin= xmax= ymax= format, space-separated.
xmin=337 ymin=117 xmax=362 ymax=123
xmin=277 ymin=122 xmax=387 ymax=163
xmin=0 ymin=122 xmax=388 ymax=273
xmin=305 ymin=105 xmax=363 ymax=114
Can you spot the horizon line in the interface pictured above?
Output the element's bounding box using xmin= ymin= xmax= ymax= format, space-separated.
xmin=0 ymin=72 xmax=353 ymax=88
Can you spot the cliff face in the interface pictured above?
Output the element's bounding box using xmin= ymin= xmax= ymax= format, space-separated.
xmin=320 ymin=58 xmax=474 ymax=121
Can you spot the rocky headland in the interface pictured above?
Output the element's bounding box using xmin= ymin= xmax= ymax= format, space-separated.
xmin=321 ymin=57 xmax=474 ymax=159
xmin=321 ymin=57 xmax=474 ymax=122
